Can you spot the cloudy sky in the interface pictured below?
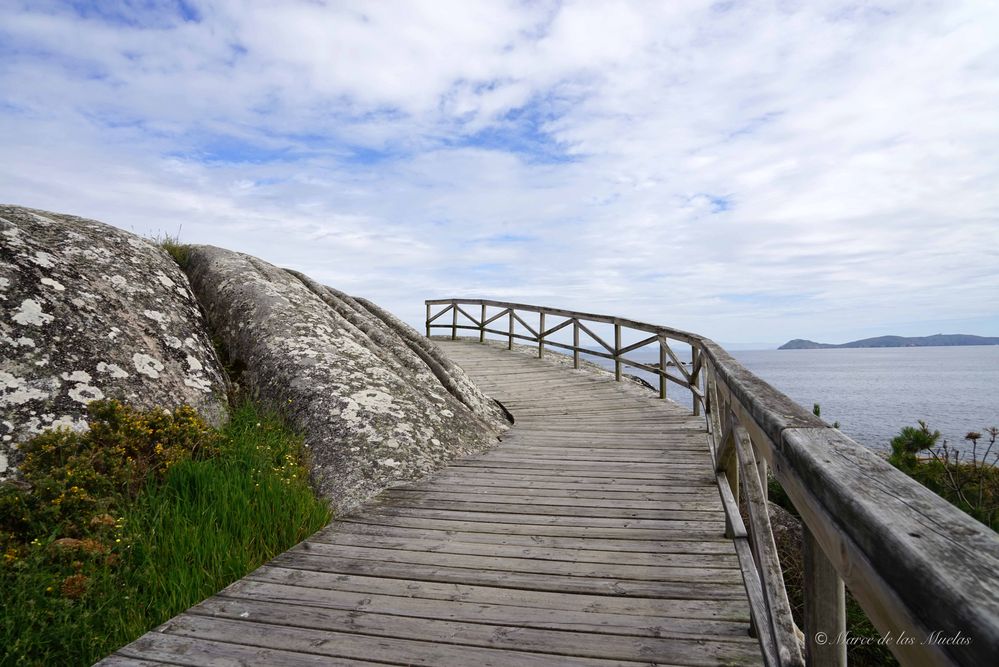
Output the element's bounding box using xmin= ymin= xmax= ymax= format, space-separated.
xmin=2 ymin=1 xmax=998 ymax=347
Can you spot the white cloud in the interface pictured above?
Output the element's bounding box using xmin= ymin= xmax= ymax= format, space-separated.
xmin=1 ymin=0 xmax=998 ymax=345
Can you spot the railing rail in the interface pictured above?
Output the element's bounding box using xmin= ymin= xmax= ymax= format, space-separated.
xmin=426 ymin=298 xmax=999 ymax=667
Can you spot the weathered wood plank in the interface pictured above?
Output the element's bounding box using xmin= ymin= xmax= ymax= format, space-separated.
xmin=162 ymin=614 xmax=648 ymax=667
xmin=330 ymin=513 xmax=730 ymax=541
xmin=189 ymin=597 xmax=761 ymax=664
xmin=306 ymin=531 xmax=739 ymax=567
xmin=247 ymin=566 xmax=751 ymax=620
xmin=286 ymin=541 xmax=744 ymax=581
xmin=373 ymin=497 xmax=720 ymax=520
xmin=380 ymin=488 xmax=723 ymax=509
xmin=265 ymin=550 xmax=749 ymax=599
xmin=220 ymin=579 xmax=752 ymax=640
xmin=318 ymin=522 xmax=739 ymax=555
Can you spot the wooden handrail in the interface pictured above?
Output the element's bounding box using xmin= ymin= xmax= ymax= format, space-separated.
xmin=426 ymin=298 xmax=999 ymax=667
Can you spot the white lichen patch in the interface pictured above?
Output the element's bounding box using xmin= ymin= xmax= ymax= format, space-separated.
xmin=185 ymin=355 xmax=203 ymax=372
xmin=143 ymin=309 xmax=166 ymax=323
xmin=61 ymin=370 xmax=92 ymax=383
xmin=40 ymin=277 xmax=65 ymax=291
xmin=132 ymin=353 xmax=164 ymax=379
xmin=0 ymin=452 xmax=7 ymax=473
xmin=30 ymin=251 xmax=56 ymax=268
xmin=155 ymin=271 xmax=176 ymax=288
xmin=0 ymin=277 xmax=9 ymax=291
xmin=183 ymin=376 xmax=212 ymax=392
xmin=12 ymin=299 xmax=54 ymax=326
xmin=108 ymin=326 xmax=121 ymax=340
xmin=109 ymin=275 xmax=128 ymax=289
xmin=164 ymin=336 xmax=183 ymax=349
xmin=97 ymin=362 xmax=129 ymax=378
xmin=0 ymin=371 xmax=48 ymax=406
xmin=1 ymin=335 xmax=35 ymax=348
xmin=68 ymin=384 xmax=104 ymax=404
xmin=27 ymin=211 xmax=57 ymax=226
xmin=341 ymin=388 xmax=403 ymax=425
xmin=378 ymin=458 xmax=402 ymax=468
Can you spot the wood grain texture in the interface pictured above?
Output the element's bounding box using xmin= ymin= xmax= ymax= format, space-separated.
xmin=100 ymin=339 xmax=762 ymax=666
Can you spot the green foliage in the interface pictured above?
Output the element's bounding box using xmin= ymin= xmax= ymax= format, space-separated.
xmin=888 ymin=422 xmax=998 ymax=530
xmin=811 ymin=402 xmax=840 ymax=428
xmin=1 ymin=401 xmax=331 ymax=666
xmin=888 ymin=420 xmax=941 ymax=471
xmin=151 ymin=230 xmax=190 ymax=268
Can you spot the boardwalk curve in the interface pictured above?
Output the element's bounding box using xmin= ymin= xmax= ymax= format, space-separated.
xmin=102 ymin=338 xmax=762 ymax=666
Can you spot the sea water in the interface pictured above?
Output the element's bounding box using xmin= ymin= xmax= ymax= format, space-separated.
xmin=599 ymin=346 xmax=999 ymax=456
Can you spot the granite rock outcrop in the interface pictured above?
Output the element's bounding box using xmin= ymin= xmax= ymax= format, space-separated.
xmin=0 ymin=206 xmax=229 ymax=477
xmin=185 ymin=245 xmax=508 ymax=512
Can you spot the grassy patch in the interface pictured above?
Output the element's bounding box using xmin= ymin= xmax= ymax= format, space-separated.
xmin=1 ymin=400 xmax=331 ymax=666
xmin=151 ymin=231 xmax=190 ymax=269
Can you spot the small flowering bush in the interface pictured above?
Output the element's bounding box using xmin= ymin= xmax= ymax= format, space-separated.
xmin=1 ymin=400 xmax=218 ymax=553
xmin=1 ymin=400 xmax=329 ymax=666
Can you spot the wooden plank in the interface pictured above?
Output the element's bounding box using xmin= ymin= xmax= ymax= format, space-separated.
xmin=162 ymin=614 xmax=645 ymax=667
xmin=321 ymin=521 xmax=738 ymax=554
xmin=735 ymin=426 xmax=803 ymax=666
xmin=189 ymin=597 xmax=762 ymax=664
xmin=247 ymin=566 xmax=750 ymax=619
xmin=114 ymin=631 xmax=372 ymax=666
xmin=306 ymin=532 xmax=739 ymax=567
xmin=380 ymin=489 xmax=723 ymax=510
xmin=373 ymin=497 xmax=720 ymax=520
xmin=405 ymin=478 xmax=718 ymax=495
xmin=285 ymin=541 xmax=745 ymax=582
xmin=363 ymin=506 xmax=726 ymax=530
xmin=336 ymin=513 xmax=728 ymax=541
xmin=268 ymin=551 xmax=748 ymax=599
xmin=221 ymin=579 xmax=753 ymax=640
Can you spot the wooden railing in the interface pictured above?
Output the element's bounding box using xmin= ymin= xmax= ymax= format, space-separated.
xmin=425 ymin=299 xmax=999 ymax=667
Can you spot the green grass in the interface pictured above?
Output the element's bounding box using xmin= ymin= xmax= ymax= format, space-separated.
xmin=1 ymin=401 xmax=331 ymax=666
xmin=151 ymin=231 xmax=190 ymax=268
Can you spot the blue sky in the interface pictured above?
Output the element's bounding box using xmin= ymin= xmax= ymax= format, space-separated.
xmin=2 ymin=0 xmax=998 ymax=346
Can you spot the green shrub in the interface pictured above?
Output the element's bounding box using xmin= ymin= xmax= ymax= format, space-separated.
xmin=1 ymin=400 xmax=330 ymax=666
xmin=888 ymin=422 xmax=998 ymax=530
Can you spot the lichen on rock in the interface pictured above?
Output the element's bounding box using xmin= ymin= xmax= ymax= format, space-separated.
xmin=0 ymin=206 xmax=229 ymax=478
xmin=185 ymin=245 xmax=508 ymax=513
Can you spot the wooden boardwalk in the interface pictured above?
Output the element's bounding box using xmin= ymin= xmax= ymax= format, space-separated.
xmin=102 ymin=339 xmax=762 ymax=666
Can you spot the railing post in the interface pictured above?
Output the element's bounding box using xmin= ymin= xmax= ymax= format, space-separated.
xmin=659 ymin=337 xmax=667 ymax=400
xmin=451 ymin=303 xmax=457 ymax=340
xmin=508 ymin=309 xmax=514 ymax=350
xmin=691 ymin=347 xmax=701 ymax=416
xmin=538 ymin=312 xmax=545 ymax=358
xmin=804 ymin=527 xmax=847 ymax=667
xmin=573 ymin=319 xmax=580 ymax=369
xmin=480 ymin=304 xmax=486 ymax=343
xmin=614 ymin=323 xmax=622 ymax=381
xmin=758 ymin=457 xmax=768 ymax=503
xmin=425 ymin=303 xmax=431 ymax=338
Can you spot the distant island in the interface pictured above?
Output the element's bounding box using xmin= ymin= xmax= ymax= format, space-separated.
xmin=779 ymin=334 xmax=999 ymax=350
